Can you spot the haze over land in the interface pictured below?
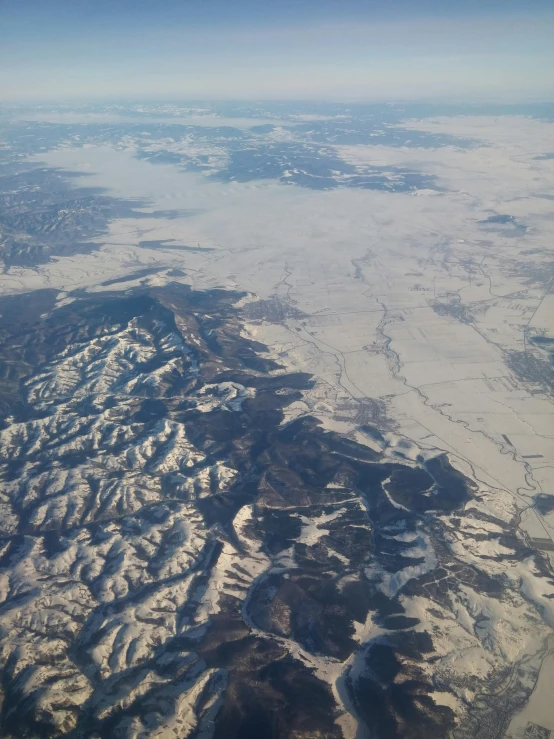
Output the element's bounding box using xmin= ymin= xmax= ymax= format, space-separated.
xmin=1 ymin=0 xmax=554 ymax=100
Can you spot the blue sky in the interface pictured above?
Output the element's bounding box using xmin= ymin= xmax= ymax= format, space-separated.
xmin=2 ymin=0 xmax=553 ymax=100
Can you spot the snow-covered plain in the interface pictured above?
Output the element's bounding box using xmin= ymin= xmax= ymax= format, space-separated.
xmin=0 ymin=106 xmax=553 ymax=738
